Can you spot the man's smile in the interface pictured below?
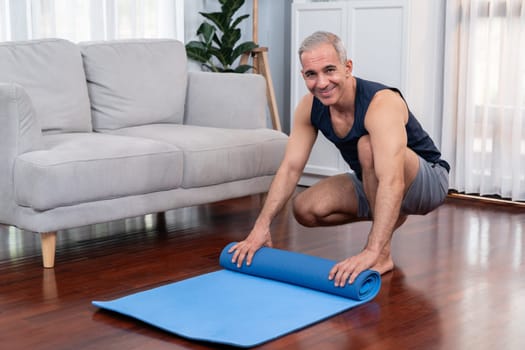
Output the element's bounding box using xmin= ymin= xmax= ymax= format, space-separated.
xmin=317 ymin=85 xmax=335 ymax=98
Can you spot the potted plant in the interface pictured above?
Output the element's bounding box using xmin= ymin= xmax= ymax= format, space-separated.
xmin=185 ymin=0 xmax=258 ymax=73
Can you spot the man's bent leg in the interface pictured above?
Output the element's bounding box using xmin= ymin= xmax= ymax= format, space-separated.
xmin=357 ymin=135 xmax=420 ymax=275
xmin=373 ymin=159 xmax=448 ymax=274
xmin=357 ymin=135 xmax=420 ymax=216
xmin=292 ymin=174 xmax=368 ymax=227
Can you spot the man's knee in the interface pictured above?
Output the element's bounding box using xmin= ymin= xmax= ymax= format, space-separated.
xmin=292 ymin=194 xmax=318 ymax=227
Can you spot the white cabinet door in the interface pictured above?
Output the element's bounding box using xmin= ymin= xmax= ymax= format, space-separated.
xmin=291 ymin=0 xmax=408 ymax=186
xmin=291 ymin=2 xmax=349 ymax=186
xmin=348 ymin=1 xmax=408 ymax=89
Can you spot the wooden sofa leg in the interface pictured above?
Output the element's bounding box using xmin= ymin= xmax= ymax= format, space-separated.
xmin=41 ymin=232 xmax=57 ymax=268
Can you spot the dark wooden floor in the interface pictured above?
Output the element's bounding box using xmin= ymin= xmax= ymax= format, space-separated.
xmin=0 ymin=190 xmax=524 ymax=350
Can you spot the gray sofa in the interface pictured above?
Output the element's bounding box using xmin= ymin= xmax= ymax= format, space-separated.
xmin=0 ymin=38 xmax=287 ymax=268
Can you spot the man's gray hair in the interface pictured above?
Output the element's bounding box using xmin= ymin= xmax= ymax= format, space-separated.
xmin=298 ymin=31 xmax=347 ymax=64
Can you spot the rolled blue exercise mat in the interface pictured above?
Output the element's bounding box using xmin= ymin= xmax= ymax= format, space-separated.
xmin=220 ymin=242 xmax=381 ymax=300
xmin=93 ymin=242 xmax=381 ymax=347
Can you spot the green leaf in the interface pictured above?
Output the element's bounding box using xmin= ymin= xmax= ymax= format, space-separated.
xmin=209 ymin=47 xmax=229 ymax=67
xmin=222 ymin=28 xmax=241 ymax=51
xmin=202 ymin=63 xmax=220 ymax=73
xmin=219 ymin=46 xmax=235 ymax=66
xmin=186 ymin=44 xmax=212 ymax=64
xmin=201 ymin=12 xmax=228 ymax=33
xmin=221 ymin=0 xmax=244 ymax=19
xmin=231 ymin=14 xmax=250 ymax=29
xmin=196 ymin=22 xmax=215 ymax=45
xmin=185 ymin=40 xmax=206 ymax=50
xmin=234 ymin=64 xmax=253 ymax=73
xmin=211 ymin=32 xmax=222 ymax=49
xmin=232 ymin=41 xmax=258 ymax=60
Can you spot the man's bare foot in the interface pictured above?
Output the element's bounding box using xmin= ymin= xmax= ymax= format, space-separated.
xmin=369 ymin=216 xmax=405 ymax=275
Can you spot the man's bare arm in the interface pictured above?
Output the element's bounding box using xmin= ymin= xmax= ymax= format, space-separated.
xmin=229 ymin=94 xmax=318 ymax=267
xmin=364 ymin=90 xmax=408 ymax=253
xmin=329 ymin=90 xmax=409 ymax=285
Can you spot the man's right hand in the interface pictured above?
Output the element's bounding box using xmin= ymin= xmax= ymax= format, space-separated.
xmin=228 ymin=228 xmax=273 ymax=268
xmin=226 ymin=93 xmax=316 ymax=269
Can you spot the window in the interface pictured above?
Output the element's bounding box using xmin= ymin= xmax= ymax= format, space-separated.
xmin=442 ymin=0 xmax=525 ymax=201
xmin=0 ymin=0 xmax=184 ymax=42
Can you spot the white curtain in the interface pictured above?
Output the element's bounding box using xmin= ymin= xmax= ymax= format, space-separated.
xmin=0 ymin=0 xmax=184 ymax=42
xmin=442 ymin=0 xmax=525 ymax=201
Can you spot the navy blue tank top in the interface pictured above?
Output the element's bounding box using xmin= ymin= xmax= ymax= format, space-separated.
xmin=310 ymin=77 xmax=450 ymax=180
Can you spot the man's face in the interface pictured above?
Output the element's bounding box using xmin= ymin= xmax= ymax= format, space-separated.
xmin=300 ymin=43 xmax=352 ymax=106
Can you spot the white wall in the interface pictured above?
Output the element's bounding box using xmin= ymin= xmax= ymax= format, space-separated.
xmin=405 ymin=0 xmax=446 ymax=146
xmin=257 ymin=0 xmax=292 ymax=132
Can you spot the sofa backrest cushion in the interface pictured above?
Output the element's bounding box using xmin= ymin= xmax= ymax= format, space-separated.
xmin=0 ymin=39 xmax=93 ymax=133
xmin=80 ymin=39 xmax=187 ymax=131
xmin=184 ymin=72 xmax=267 ymax=129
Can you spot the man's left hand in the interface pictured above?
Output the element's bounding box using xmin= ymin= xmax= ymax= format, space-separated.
xmin=328 ymin=249 xmax=380 ymax=286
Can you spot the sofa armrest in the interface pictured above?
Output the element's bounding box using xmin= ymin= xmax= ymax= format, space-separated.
xmin=0 ymin=83 xmax=43 ymax=221
xmin=0 ymin=83 xmax=43 ymax=155
xmin=184 ymin=72 xmax=267 ymax=129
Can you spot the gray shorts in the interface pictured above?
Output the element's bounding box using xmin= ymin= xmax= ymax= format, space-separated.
xmin=348 ymin=156 xmax=449 ymax=218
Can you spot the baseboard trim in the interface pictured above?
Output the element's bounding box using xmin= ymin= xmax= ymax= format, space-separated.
xmin=447 ymin=192 xmax=525 ymax=208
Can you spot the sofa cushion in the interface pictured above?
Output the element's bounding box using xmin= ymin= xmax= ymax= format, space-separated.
xmin=0 ymin=39 xmax=92 ymax=133
xmin=14 ymin=133 xmax=183 ymax=211
xmin=184 ymin=72 xmax=267 ymax=129
xmin=80 ymin=39 xmax=187 ymax=131
xmin=107 ymin=124 xmax=288 ymax=188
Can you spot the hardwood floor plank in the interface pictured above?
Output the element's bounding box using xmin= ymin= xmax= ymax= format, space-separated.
xmin=0 ymin=193 xmax=523 ymax=349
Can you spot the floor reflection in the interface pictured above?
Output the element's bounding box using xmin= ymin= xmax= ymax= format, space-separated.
xmin=42 ymin=268 xmax=58 ymax=300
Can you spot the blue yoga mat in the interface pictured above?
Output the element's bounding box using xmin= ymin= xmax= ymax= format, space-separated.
xmin=93 ymin=243 xmax=381 ymax=348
